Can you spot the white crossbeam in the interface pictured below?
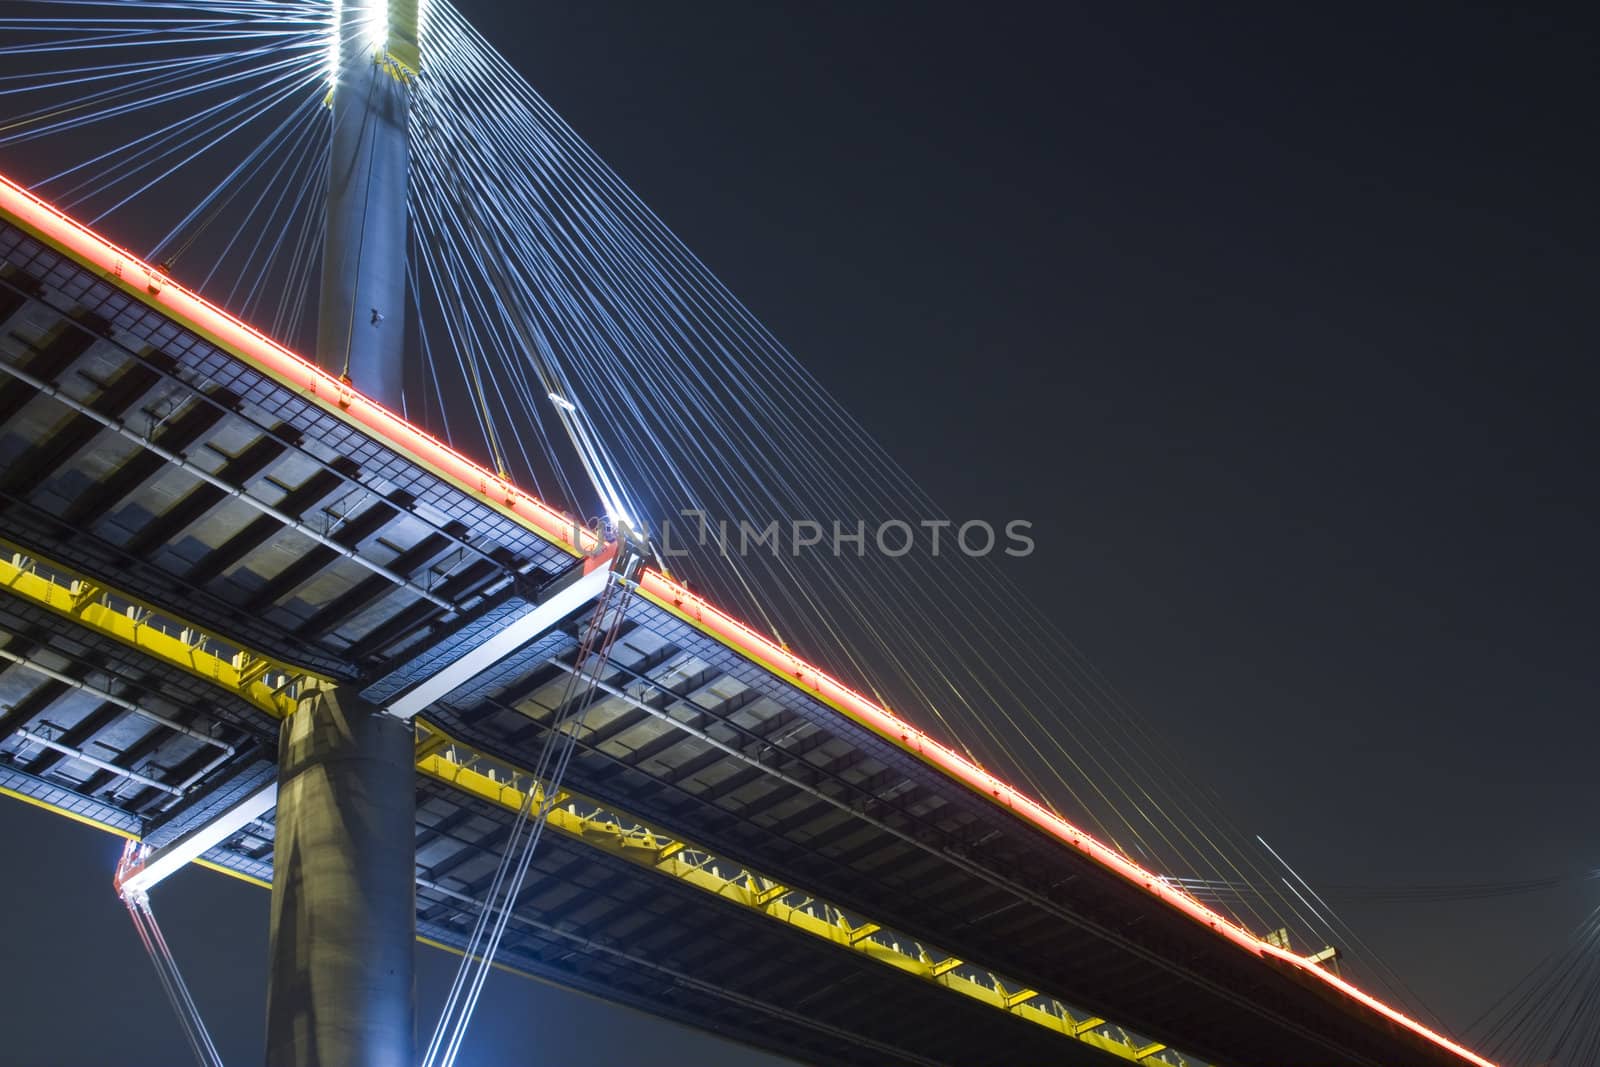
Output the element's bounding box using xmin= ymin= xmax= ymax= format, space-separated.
xmin=387 ymin=564 xmax=611 ymax=720
xmin=118 ymin=781 xmax=278 ymax=896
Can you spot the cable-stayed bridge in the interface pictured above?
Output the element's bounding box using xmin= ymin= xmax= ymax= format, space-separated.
xmin=0 ymin=3 xmax=1524 ymax=1066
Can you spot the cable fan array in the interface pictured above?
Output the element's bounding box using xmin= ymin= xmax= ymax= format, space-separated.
xmin=404 ymin=0 xmax=1438 ymax=1016
xmin=1469 ymin=904 xmax=1600 ymax=1067
xmin=0 ymin=1 xmax=335 ymax=353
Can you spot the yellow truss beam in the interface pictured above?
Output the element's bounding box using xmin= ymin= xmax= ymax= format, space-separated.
xmin=0 ymin=541 xmax=312 ymax=718
xmin=413 ymin=725 xmax=1187 ymax=1067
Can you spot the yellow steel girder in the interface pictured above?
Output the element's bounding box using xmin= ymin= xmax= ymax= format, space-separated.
xmin=0 ymin=541 xmax=310 ymax=718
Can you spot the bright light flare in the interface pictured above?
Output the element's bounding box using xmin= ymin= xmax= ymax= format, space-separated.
xmin=328 ymin=0 xmax=390 ymax=84
xmin=363 ymin=0 xmax=390 ymax=53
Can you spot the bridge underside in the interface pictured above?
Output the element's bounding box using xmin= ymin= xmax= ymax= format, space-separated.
xmin=0 ymin=200 xmax=1483 ymax=1067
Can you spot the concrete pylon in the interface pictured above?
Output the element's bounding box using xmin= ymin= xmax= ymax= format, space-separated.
xmin=315 ymin=3 xmax=413 ymax=411
xmin=268 ymin=4 xmax=420 ymax=1064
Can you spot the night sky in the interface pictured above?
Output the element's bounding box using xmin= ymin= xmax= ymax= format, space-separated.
xmin=2 ymin=2 xmax=1597 ymax=1064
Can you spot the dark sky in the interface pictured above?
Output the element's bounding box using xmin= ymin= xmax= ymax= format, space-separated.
xmin=3 ymin=2 xmax=1597 ymax=1064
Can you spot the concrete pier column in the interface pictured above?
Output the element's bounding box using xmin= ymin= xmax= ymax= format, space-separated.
xmin=268 ymin=5 xmax=419 ymax=1063
xmin=265 ymin=682 xmax=416 ymax=1067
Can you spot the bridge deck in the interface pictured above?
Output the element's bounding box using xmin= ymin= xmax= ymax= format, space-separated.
xmin=0 ymin=173 xmax=1490 ymax=1067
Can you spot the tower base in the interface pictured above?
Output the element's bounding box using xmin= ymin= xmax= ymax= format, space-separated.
xmin=264 ymin=683 xmax=415 ymax=1067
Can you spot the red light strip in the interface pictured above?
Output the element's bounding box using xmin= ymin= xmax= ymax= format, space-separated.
xmin=634 ymin=574 xmax=1498 ymax=1067
xmin=0 ymin=172 xmax=598 ymax=561
xmin=0 ymin=170 xmax=1494 ymax=1067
